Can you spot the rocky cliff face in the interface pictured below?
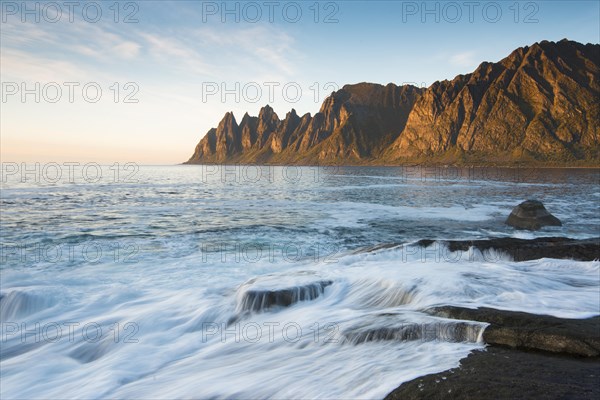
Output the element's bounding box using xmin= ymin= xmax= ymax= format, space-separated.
xmin=186 ymin=39 xmax=599 ymax=165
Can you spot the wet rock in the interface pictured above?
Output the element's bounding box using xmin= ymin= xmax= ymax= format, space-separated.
xmin=417 ymin=237 xmax=600 ymax=261
xmin=69 ymin=340 xmax=112 ymax=364
xmin=427 ymin=306 xmax=600 ymax=357
xmin=385 ymin=346 xmax=600 ymax=400
xmin=505 ymin=200 xmax=562 ymax=230
xmin=415 ymin=239 xmax=435 ymax=248
xmin=343 ymin=321 xmax=484 ymax=345
xmin=237 ymin=280 xmax=333 ymax=313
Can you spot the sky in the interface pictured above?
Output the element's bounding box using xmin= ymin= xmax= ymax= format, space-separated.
xmin=1 ymin=0 xmax=599 ymax=164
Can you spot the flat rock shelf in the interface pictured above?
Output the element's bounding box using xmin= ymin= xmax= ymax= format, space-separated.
xmin=385 ymin=346 xmax=600 ymax=400
xmin=386 ymin=307 xmax=600 ymax=399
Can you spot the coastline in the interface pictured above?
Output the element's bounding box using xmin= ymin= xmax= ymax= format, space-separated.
xmin=382 ymin=234 xmax=600 ymax=400
xmin=385 ymin=346 xmax=600 ymax=400
xmin=385 ymin=308 xmax=600 ymax=399
xmin=182 ymin=161 xmax=600 ymax=168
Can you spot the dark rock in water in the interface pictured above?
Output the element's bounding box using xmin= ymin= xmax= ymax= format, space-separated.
xmin=506 ymin=200 xmax=562 ymax=230
xmin=69 ymin=340 xmax=111 ymax=364
xmin=385 ymin=346 xmax=600 ymax=400
xmin=427 ymin=306 xmax=600 ymax=357
xmin=342 ymin=321 xmax=484 ymax=345
xmin=417 ymin=237 xmax=600 ymax=261
xmin=415 ymin=239 xmax=435 ymax=248
xmin=237 ymin=280 xmax=333 ymax=313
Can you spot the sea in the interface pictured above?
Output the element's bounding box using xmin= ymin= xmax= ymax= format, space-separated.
xmin=1 ymin=164 xmax=599 ymax=399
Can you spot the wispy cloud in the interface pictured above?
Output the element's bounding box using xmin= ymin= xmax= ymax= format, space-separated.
xmin=138 ymin=32 xmax=211 ymax=75
xmin=72 ymin=31 xmax=142 ymax=62
xmin=0 ymin=48 xmax=88 ymax=82
xmin=190 ymin=26 xmax=299 ymax=79
xmin=0 ymin=5 xmax=305 ymax=163
xmin=1 ymin=18 xmax=144 ymax=82
xmin=449 ymin=51 xmax=477 ymax=68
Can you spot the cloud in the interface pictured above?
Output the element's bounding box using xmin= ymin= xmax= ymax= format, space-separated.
xmin=0 ymin=9 xmax=306 ymax=164
xmin=1 ymin=18 xmax=142 ymax=65
xmin=65 ymin=27 xmax=143 ymax=62
xmin=113 ymin=41 xmax=142 ymax=60
xmin=190 ymin=25 xmax=299 ymax=78
xmin=137 ymin=32 xmax=211 ymax=76
xmin=135 ymin=24 xmax=300 ymax=81
xmin=0 ymin=48 xmax=88 ymax=82
xmin=1 ymin=12 xmax=301 ymax=83
xmin=449 ymin=51 xmax=477 ymax=67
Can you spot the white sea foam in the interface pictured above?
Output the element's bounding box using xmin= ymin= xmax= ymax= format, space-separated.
xmin=1 ymin=243 xmax=598 ymax=399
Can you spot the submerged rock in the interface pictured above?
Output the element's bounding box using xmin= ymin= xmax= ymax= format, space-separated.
xmin=237 ymin=280 xmax=333 ymax=313
xmin=342 ymin=321 xmax=484 ymax=345
xmin=505 ymin=200 xmax=562 ymax=230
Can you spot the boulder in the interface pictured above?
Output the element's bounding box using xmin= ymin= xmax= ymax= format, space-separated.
xmin=506 ymin=200 xmax=562 ymax=230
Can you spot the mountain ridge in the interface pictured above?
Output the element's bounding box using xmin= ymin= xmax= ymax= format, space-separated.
xmin=186 ymin=39 xmax=599 ymax=166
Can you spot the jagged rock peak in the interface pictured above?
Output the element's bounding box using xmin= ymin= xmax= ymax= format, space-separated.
xmin=186 ymin=40 xmax=599 ymax=166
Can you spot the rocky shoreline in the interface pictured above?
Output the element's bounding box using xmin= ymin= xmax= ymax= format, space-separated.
xmin=384 ymin=236 xmax=599 ymax=399
xmin=428 ymin=307 xmax=600 ymax=357
xmin=385 ymin=307 xmax=600 ymax=399
xmin=385 ymin=345 xmax=600 ymax=400
xmin=416 ymin=237 xmax=600 ymax=262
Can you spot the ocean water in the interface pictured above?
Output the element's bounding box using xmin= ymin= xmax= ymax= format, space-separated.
xmin=1 ymin=165 xmax=599 ymax=399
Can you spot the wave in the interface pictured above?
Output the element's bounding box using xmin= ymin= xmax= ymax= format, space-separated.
xmin=235 ymin=279 xmax=333 ymax=313
xmin=343 ymin=278 xmax=418 ymax=308
xmin=342 ymin=320 xmax=486 ymax=345
xmin=1 ymin=239 xmax=598 ymax=399
xmin=0 ymin=290 xmax=56 ymax=320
